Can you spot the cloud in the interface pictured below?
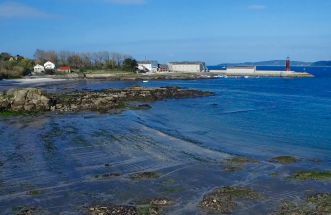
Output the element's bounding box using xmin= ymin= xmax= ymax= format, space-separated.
xmin=0 ymin=2 xmax=50 ymax=19
xmin=106 ymin=0 xmax=146 ymax=5
xmin=248 ymin=5 xmax=266 ymax=11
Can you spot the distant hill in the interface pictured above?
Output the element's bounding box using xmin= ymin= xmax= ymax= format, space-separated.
xmin=311 ymin=61 xmax=331 ymax=67
xmin=218 ymin=60 xmax=312 ymax=67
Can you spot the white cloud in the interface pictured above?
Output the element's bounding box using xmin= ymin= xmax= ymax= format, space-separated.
xmin=106 ymin=0 xmax=146 ymax=5
xmin=248 ymin=5 xmax=267 ymax=11
xmin=0 ymin=2 xmax=50 ymax=19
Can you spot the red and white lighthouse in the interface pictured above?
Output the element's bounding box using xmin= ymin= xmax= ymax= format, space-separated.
xmin=286 ymin=57 xmax=291 ymax=72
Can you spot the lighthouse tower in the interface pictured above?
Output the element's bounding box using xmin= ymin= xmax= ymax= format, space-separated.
xmin=286 ymin=57 xmax=291 ymax=72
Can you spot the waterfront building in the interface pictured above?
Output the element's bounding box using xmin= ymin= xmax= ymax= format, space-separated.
xmin=226 ymin=66 xmax=256 ymax=73
xmin=33 ymin=64 xmax=45 ymax=74
xmin=158 ymin=64 xmax=169 ymax=72
xmin=57 ymin=66 xmax=71 ymax=73
xmin=168 ymin=62 xmax=207 ymax=73
xmin=44 ymin=61 xmax=56 ymax=70
xmin=138 ymin=61 xmax=159 ymax=73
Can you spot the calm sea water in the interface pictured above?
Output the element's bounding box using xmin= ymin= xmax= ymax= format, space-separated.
xmin=0 ymin=66 xmax=331 ymax=214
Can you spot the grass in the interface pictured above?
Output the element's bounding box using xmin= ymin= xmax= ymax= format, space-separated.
xmin=290 ymin=171 xmax=331 ymax=181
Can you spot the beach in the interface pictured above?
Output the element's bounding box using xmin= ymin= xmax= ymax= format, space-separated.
xmin=0 ymin=68 xmax=330 ymax=214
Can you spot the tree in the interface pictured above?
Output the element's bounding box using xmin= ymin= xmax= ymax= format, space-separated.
xmin=122 ymin=58 xmax=138 ymax=72
xmin=0 ymin=52 xmax=12 ymax=61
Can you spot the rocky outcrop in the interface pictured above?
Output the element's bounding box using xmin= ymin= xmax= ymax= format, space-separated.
xmin=0 ymin=88 xmax=49 ymax=112
xmin=0 ymin=87 xmax=214 ymax=113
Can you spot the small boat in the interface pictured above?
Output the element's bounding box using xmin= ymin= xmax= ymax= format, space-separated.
xmin=143 ymin=80 xmax=149 ymax=83
xmin=244 ymin=76 xmax=249 ymax=79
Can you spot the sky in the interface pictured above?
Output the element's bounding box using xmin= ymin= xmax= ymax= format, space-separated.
xmin=0 ymin=0 xmax=330 ymax=64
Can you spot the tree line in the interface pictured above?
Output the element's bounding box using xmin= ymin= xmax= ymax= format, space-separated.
xmin=34 ymin=49 xmax=137 ymax=72
xmin=0 ymin=52 xmax=34 ymax=79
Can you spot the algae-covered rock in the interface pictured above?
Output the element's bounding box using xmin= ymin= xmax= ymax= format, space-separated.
xmin=0 ymin=87 xmax=213 ymax=113
xmin=137 ymin=198 xmax=173 ymax=215
xmin=89 ymin=205 xmax=137 ymax=215
xmin=130 ymin=172 xmax=160 ymax=180
xmin=222 ymin=156 xmax=258 ymax=173
xmin=290 ymin=171 xmax=331 ymax=181
xmin=272 ymin=193 xmax=331 ymax=215
xmin=200 ymin=186 xmax=260 ymax=213
xmin=270 ymin=156 xmax=298 ymax=165
xmin=89 ymin=198 xmax=172 ymax=215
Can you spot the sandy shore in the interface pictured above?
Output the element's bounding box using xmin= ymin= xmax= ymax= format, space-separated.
xmin=0 ymin=77 xmax=67 ymax=84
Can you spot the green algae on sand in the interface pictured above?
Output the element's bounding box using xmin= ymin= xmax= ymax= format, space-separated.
xmin=222 ymin=156 xmax=258 ymax=173
xmin=270 ymin=156 xmax=298 ymax=165
xmin=290 ymin=171 xmax=331 ymax=181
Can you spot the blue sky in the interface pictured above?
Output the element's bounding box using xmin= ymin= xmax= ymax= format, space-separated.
xmin=0 ymin=0 xmax=330 ymax=64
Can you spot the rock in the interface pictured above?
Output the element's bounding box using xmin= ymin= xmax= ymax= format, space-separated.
xmin=270 ymin=156 xmax=298 ymax=165
xmin=290 ymin=171 xmax=331 ymax=181
xmin=272 ymin=193 xmax=331 ymax=215
xmin=221 ymin=156 xmax=258 ymax=173
xmin=0 ymin=87 xmax=214 ymax=113
xmin=89 ymin=205 xmax=137 ymax=215
xmin=200 ymin=186 xmax=260 ymax=213
xmin=129 ymin=172 xmax=160 ymax=180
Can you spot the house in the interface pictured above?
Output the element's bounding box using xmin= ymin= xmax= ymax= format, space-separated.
xmin=57 ymin=66 xmax=71 ymax=73
xmin=168 ymin=62 xmax=207 ymax=73
xmin=138 ymin=61 xmax=159 ymax=73
xmin=158 ymin=64 xmax=169 ymax=72
xmin=44 ymin=61 xmax=56 ymax=70
xmin=226 ymin=66 xmax=256 ymax=73
xmin=33 ymin=64 xmax=45 ymax=74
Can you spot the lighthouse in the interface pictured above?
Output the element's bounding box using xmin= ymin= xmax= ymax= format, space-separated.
xmin=286 ymin=57 xmax=291 ymax=72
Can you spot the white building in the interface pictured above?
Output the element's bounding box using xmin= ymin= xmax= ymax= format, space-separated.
xmin=168 ymin=62 xmax=207 ymax=73
xmin=44 ymin=61 xmax=56 ymax=70
xmin=138 ymin=61 xmax=158 ymax=73
xmin=226 ymin=66 xmax=256 ymax=74
xmin=33 ymin=64 xmax=45 ymax=74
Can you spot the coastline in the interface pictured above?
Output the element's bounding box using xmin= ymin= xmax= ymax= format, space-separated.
xmin=6 ymin=70 xmax=313 ymax=83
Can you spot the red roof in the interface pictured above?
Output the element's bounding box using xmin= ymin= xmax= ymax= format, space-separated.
xmin=58 ymin=66 xmax=71 ymax=70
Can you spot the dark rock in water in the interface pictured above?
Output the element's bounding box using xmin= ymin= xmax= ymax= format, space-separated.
xmin=129 ymin=172 xmax=160 ymax=180
xmin=137 ymin=198 xmax=173 ymax=215
xmin=89 ymin=198 xmax=172 ymax=215
xmin=89 ymin=205 xmax=137 ymax=215
xmin=14 ymin=207 xmax=41 ymax=215
xmin=0 ymin=87 xmax=213 ymax=113
xmin=200 ymin=186 xmax=260 ymax=213
xmin=272 ymin=193 xmax=331 ymax=215
xmin=128 ymin=103 xmax=153 ymax=111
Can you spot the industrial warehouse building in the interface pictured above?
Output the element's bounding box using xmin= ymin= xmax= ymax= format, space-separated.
xmin=226 ymin=66 xmax=256 ymax=73
xmin=168 ymin=62 xmax=207 ymax=73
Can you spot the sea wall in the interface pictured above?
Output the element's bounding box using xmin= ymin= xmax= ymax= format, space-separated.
xmin=208 ymin=70 xmax=314 ymax=78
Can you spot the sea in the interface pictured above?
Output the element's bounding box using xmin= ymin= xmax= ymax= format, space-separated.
xmin=0 ymin=66 xmax=330 ymax=214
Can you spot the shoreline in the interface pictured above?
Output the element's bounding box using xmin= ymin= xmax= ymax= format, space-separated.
xmin=10 ymin=71 xmax=314 ymax=82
